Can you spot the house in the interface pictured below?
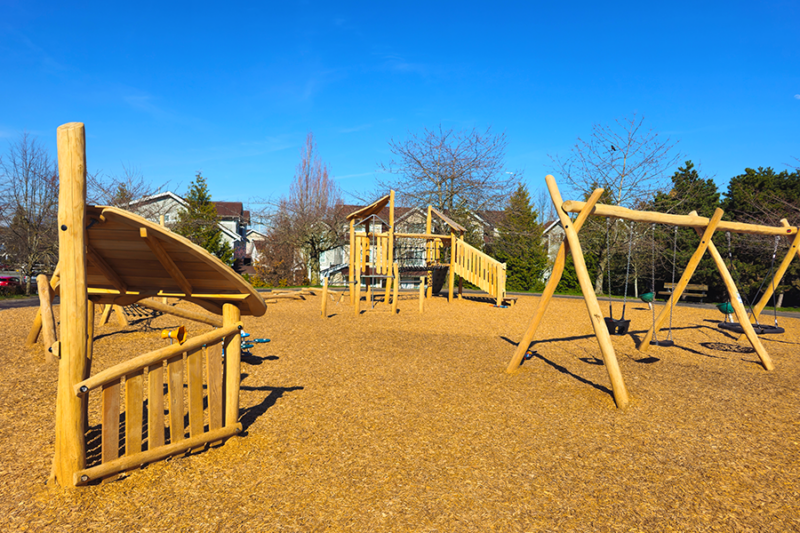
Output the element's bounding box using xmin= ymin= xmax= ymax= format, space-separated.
xmin=125 ymin=191 xmax=253 ymax=270
xmin=540 ymin=219 xmax=565 ymax=282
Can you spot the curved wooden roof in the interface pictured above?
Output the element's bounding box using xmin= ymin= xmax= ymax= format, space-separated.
xmin=84 ymin=205 xmax=266 ymax=317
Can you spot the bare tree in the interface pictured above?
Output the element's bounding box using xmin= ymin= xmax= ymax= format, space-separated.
xmin=88 ymin=163 xmax=172 ymax=221
xmin=256 ymin=133 xmax=346 ymax=285
xmin=0 ymin=133 xmax=59 ymax=294
xmin=378 ymin=125 xmax=516 ymax=219
xmin=550 ymin=114 xmax=680 ymax=293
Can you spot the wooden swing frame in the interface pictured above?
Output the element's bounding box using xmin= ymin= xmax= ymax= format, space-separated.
xmin=506 ymin=175 xmax=799 ymax=409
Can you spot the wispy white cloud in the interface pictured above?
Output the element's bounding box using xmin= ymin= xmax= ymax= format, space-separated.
xmin=795 ymin=94 xmax=800 ymax=100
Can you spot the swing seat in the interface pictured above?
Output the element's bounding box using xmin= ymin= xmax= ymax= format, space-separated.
xmin=718 ymin=322 xmax=785 ymax=335
xmin=604 ymin=317 xmax=630 ymax=336
xmin=649 ymin=339 xmax=674 ymax=347
xmin=640 ymin=292 xmax=654 ymax=303
xmin=716 ymin=302 xmax=734 ymax=315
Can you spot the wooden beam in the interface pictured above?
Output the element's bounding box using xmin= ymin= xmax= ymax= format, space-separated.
xmin=506 ymin=188 xmax=604 ymax=372
xmin=86 ymin=244 xmax=128 ymax=293
xmin=74 ymin=423 xmax=241 ymax=486
xmin=640 ymin=209 xmax=724 ymax=351
xmin=75 ymin=323 xmax=241 ymax=395
xmin=140 ymin=227 xmax=193 ymax=296
xmin=136 ymin=298 xmax=223 ymax=326
xmin=692 ymin=223 xmax=774 ymax=370
xmin=547 ymin=176 xmax=629 ymax=409
xmin=562 ymin=200 xmax=797 ymax=236
xmin=37 ymin=274 xmax=58 ymax=363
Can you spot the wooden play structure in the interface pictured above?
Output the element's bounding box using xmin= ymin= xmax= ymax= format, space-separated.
xmin=31 ymin=123 xmax=266 ymax=487
xmin=346 ymin=191 xmax=508 ymax=313
xmin=506 ymin=175 xmax=800 ymax=409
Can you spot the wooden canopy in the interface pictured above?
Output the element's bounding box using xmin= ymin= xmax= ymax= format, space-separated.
xmin=429 ymin=207 xmax=466 ymax=234
xmin=346 ymin=194 xmax=391 ymax=222
xmin=84 ymin=205 xmax=266 ymax=317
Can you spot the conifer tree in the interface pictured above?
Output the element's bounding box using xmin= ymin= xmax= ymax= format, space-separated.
xmin=492 ymin=184 xmax=547 ymax=291
xmin=175 ymin=173 xmax=233 ymax=266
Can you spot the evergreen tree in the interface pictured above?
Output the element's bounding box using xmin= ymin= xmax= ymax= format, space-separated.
xmin=493 ymin=184 xmax=547 ymax=291
xmin=721 ymin=167 xmax=800 ymax=306
xmin=650 ymin=161 xmax=722 ymax=300
xmin=174 ymin=173 xmax=233 ymax=266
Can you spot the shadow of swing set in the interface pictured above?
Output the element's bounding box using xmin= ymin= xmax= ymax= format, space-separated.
xmin=507 ymin=175 xmax=800 ymax=410
xmin=27 ymin=123 xmax=270 ymax=488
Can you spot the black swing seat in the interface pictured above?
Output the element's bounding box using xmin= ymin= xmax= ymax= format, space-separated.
xmin=650 ymin=339 xmax=675 ymax=347
xmin=604 ymin=317 xmax=630 ymax=336
xmin=717 ymin=322 xmax=785 ymax=335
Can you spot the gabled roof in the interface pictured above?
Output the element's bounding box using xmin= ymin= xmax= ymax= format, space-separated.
xmin=127 ymin=191 xmax=188 ymax=209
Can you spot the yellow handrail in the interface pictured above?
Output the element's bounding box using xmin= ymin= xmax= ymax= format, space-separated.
xmin=453 ymin=239 xmax=506 ymax=304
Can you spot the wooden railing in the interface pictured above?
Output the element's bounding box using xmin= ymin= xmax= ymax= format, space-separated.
xmin=71 ymin=323 xmax=242 ymax=486
xmin=453 ymin=238 xmax=506 ymax=305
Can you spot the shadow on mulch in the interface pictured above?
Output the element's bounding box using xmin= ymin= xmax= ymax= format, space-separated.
xmin=239 ymin=385 xmax=304 ymax=433
xmin=241 ymin=353 xmax=279 ymax=365
xmin=531 ymin=351 xmax=613 ymax=397
xmin=700 ymin=342 xmax=755 ymax=354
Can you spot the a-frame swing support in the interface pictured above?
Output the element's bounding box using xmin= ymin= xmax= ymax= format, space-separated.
xmin=507 ymin=175 xmax=798 ymax=408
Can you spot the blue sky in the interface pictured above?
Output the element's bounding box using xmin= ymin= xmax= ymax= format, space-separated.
xmin=1 ymin=0 xmax=798 ymax=211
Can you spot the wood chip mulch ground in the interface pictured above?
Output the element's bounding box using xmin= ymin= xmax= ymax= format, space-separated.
xmin=1 ymin=293 xmax=799 ymax=532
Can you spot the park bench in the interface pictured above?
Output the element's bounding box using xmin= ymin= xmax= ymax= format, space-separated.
xmin=658 ymin=282 xmax=708 ymax=302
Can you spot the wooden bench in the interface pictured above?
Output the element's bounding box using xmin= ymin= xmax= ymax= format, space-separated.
xmin=658 ymin=282 xmax=708 ymax=301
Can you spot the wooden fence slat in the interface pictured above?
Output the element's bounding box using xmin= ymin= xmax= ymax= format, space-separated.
xmin=187 ymin=348 xmax=204 ymax=438
xmin=147 ymin=363 xmax=165 ymax=449
xmin=167 ymin=355 xmax=185 ymax=443
xmin=102 ymin=381 xmax=120 ymax=466
xmin=206 ymin=342 xmax=224 ymax=431
xmin=125 ymin=371 xmax=143 ymax=455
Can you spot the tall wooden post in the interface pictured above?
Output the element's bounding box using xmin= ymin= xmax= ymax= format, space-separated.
xmin=348 ymin=220 xmax=355 ymax=305
xmin=505 ymin=189 xmax=606 ymax=373
xmin=419 ymin=276 xmax=425 ymax=314
xmin=391 ymin=263 xmax=400 ymax=315
xmin=52 ymin=122 xmax=89 ymax=486
xmin=223 ymin=303 xmax=242 ymax=426
xmin=448 ymin=233 xmax=456 ymax=302
xmin=546 ymin=175 xmax=629 ymax=409
xmin=384 ymin=191 xmax=395 ymax=303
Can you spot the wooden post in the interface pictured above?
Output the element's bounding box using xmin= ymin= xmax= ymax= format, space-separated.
xmin=426 ymin=206 xmax=432 ymax=264
xmin=223 ymin=303 xmax=242 ymax=427
xmin=353 ymin=270 xmax=361 ymax=316
xmin=546 ymin=175 xmax=629 ymax=409
xmin=384 ymin=191 xmax=395 ymax=303
xmin=693 ymin=226 xmax=775 ymax=370
xmin=321 ymin=277 xmax=328 ymax=317
xmin=27 ymin=270 xmax=60 ymax=347
xmin=506 ymin=188 xmax=605 ymax=372
xmin=745 ymin=220 xmax=800 ymax=327
xmin=99 ymin=304 xmax=113 ymax=326
xmin=349 ymin=220 xmax=355 ymax=305
xmin=38 ymin=274 xmax=58 ymax=362
xmin=639 ymin=209 xmax=725 ymax=351
xmin=448 ymin=233 xmax=455 ymax=302
xmin=52 ymin=122 xmax=89 ymax=487
xmin=419 ymin=276 xmax=425 ymax=314
xmin=391 ymin=263 xmax=399 ymax=315
xmin=113 ymin=304 xmax=128 ymax=326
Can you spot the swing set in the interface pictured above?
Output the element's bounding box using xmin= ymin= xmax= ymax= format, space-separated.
xmin=506 ymin=175 xmax=800 ymax=409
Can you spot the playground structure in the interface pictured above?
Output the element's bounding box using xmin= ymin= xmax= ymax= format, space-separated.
xmin=346 ymin=192 xmax=508 ymax=312
xmin=29 ymin=123 xmax=267 ymax=487
xmin=507 ymin=175 xmax=800 ymax=409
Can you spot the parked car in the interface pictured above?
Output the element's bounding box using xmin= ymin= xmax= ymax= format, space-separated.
xmin=0 ymin=276 xmax=21 ymax=287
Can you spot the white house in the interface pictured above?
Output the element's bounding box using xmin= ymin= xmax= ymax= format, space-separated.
xmin=126 ymin=192 xmax=253 ymax=269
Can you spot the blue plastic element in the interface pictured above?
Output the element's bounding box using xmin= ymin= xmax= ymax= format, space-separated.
xmin=493 ymin=305 xmax=508 ymax=308
xmin=241 ymin=343 xmax=254 ymax=349
xmin=254 ymin=338 xmax=271 ymax=343
xmin=240 ymin=332 xmax=250 ymax=337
